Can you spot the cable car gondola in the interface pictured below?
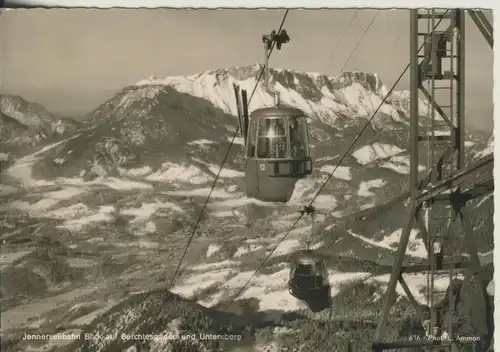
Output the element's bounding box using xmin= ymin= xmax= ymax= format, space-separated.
xmin=233 ymin=89 xmax=313 ymax=202
xmin=288 ymin=249 xmax=331 ymax=312
xmin=287 ymin=205 xmax=331 ymax=312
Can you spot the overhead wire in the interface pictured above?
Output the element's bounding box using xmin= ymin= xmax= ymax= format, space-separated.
xmin=327 ymin=10 xmax=377 ymax=123
xmin=222 ymin=10 xmax=451 ymax=312
xmin=323 ymin=10 xmax=359 ymax=71
xmin=338 ymin=10 xmax=379 ymax=74
xmin=167 ymin=9 xmax=290 ymax=290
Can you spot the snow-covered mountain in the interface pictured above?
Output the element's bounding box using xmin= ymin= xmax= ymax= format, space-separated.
xmin=135 ymin=64 xmax=433 ymax=131
xmin=0 ymin=66 xmax=493 ymax=352
xmin=0 ymin=94 xmax=80 ymax=157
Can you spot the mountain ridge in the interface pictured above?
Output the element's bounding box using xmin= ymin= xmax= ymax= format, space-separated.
xmin=134 ymin=64 xmax=434 ymax=132
xmin=0 ymin=94 xmax=80 ymax=160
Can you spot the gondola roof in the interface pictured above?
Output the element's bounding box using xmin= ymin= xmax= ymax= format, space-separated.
xmin=290 ymin=250 xmax=323 ymax=264
xmin=250 ymin=106 xmax=309 ymax=119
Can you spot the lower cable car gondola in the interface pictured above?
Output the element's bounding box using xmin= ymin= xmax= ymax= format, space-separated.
xmin=288 ymin=250 xmax=330 ymax=301
xmin=287 ymin=206 xmax=331 ymax=312
xmin=233 ymin=87 xmax=313 ymax=203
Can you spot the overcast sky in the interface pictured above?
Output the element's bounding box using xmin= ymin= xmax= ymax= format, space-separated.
xmin=0 ymin=9 xmax=494 ymax=131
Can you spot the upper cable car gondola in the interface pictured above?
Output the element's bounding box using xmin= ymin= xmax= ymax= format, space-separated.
xmin=232 ymin=26 xmax=313 ymax=203
xmin=233 ymin=89 xmax=313 ymax=202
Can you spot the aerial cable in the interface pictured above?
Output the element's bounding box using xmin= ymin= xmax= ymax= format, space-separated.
xmin=222 ymin=10 xmax=451 ymax=312
xmin=166 ymin=9 xmax=291 ymax=291
xmin=324 ymin=10 xmax=359 ymax=71
xmin=338 ymin=10 xmax=379 ymax=74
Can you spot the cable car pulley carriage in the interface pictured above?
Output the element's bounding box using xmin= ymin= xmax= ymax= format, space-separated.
xmin=233 ymin=88 xmax=314 ymax=203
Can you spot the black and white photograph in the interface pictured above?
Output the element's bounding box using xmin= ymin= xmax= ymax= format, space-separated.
xmin=0 ymin=7 xmax=495 ymax=352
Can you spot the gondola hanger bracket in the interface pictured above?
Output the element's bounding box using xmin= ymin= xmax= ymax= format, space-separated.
xmin=300 ymin=205 xmax=316 ymax=216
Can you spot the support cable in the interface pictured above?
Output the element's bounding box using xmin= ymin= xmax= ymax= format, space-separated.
xmin=323 ymin=10 xmax=359 ymax=70
xmin=338 ymin=10 xmax=379 ymax=74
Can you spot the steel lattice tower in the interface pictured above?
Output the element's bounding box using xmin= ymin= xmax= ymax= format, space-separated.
xmin=372 ymin=9 xmax=494 ymax=352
